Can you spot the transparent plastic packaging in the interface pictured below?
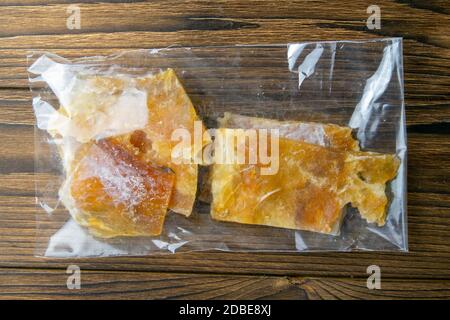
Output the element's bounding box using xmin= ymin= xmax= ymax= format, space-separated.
xmin=28 ymin=38 xmax=407 ymax=257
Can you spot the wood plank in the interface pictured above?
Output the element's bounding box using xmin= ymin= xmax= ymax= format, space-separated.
xmin=0 ymin=1 xmax=448 ymax=19
xmin=0 ymin=2 xmax=447 ymax=95
xmin=0 ymin=0 xmax=445 ymax=50
xmin=0 ymin=42 xmax=448 ymax=92
xmin=0 ymin=190 xmax=449 ymax=279
xmin=1 ymin=268 xmax=310 ymax=300
xmin=0 ymin=268 xmax=449 ymax=299
xmin=6 ymin=0 xmax=449 ymax=13
xmin=1 ymin=90 xmax=449 ymax=132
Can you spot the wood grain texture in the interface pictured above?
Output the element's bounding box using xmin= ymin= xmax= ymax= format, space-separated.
xmin=1 ymin=268 xmax=449 ymax=300
xmin=0 ymin=0 xmax=449 ymax=299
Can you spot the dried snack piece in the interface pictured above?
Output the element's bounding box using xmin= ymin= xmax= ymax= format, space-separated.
xmin=63 ymin=138 xmax=175 ymax=238
xmin=134 ymin=68 xmax=211 ymax=215
xmin=42 ymin=73 xmax=149 ymax=143
xmin=47 ymin=68 xmax=209 ymax=217
xmin=136 ymin=68 xmax=211 ymax=161
xmin=199 ymin=113 xmax=359 ymax=203
xmin=210 ymin=129 xmax=399 ymax=234
xmin=112 ymin=129 xmax=198 ymax=217
xmin=218 ymin=112 xmax=360 ymax=151
xmin=342 ymin=151 xmax=400 ymax=225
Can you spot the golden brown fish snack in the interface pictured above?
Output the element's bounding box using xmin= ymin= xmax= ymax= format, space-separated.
xmin=63 ymin=139 xmax=175 ymax=238
xmin=210 ymin=129 xmax=399 ymax=234
xmin=111 ymin=130 xmax=198 ymax=217
xmin=199 ymin=113 xmax=360 ymax=203
xmin=133 ymin=69 xmax=211 ymax=216
xmin=55 ymin=69 xmax=209 ymax=218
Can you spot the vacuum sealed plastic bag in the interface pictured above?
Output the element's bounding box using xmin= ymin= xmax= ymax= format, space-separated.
xmin=28 ymin=38 xmax=407 ymax=257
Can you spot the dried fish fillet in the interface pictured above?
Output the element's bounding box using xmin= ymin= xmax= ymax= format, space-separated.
xmin=63 ymin=139 xmax=174 ymax=238
xmin=112 ymin=130 xmax=198 ymax=217
xmin=210 ymin=129 xmax=399 ymax=234
xmin=134 ymin=69 xmax=211 ymax=216
xmin=136 ymin=69 xmax=211 ymax=160
xmin=199 ymin=113 xmax=359 ymax=203
xmin=51 ymin=69 xmax=208 ymax=217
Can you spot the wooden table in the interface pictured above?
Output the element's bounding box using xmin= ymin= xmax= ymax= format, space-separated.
xmin=0 ymin=0 xmax=449 ymax=300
